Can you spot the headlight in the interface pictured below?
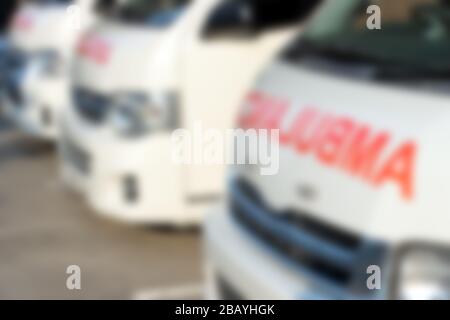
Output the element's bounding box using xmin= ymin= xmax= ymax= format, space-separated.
xmin=395 ymin=245 xmax=450 ymax=300
xmin=109 ymin=92 xmax=179 ymax=137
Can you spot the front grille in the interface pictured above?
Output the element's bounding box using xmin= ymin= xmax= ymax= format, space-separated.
xmin=63 ymin=137 xmax=91 ymax=175
xmin=5 ymin=76 xmax=23 ymax=106
xmin=230 ymin=178 xmax=387 ymax=297
xmin=73 ymin=87 xmax=112 ymax=124
xmin=4 ymin=50 xmax=28 ymax=107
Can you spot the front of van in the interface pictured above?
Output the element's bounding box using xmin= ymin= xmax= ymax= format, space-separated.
xmin=205 ymin=0 xmax=450 ymax=300
xmin=1 ymin=0 xmax=96 ymax=140
xmin=60 ymin=0 xmax=201 ymax=224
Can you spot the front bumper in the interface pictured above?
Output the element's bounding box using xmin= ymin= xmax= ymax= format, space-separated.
xmin=205 ymin=206 xmax=388 ymax=300
xmin=60 ymin=107 xmax=204 ymax=225
xmin=205 ymin=207 xmax=328 ymax=300
xmin=1 ymin=62 xmax=67 ymax=141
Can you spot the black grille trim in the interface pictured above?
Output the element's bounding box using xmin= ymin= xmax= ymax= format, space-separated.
xmin=230 ymin=178 xmax=387 ymax=295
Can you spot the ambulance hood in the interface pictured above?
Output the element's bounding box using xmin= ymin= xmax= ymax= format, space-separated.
xmin=238 ymin=61 xmax=450 ymax=245
xmin=9 ymin=3 xmax=75 ymax=53
xmin=73 ymin=22 xmax=180 ymax=92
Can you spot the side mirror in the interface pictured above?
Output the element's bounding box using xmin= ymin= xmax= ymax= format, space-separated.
xmin=202 ymin=1 xmax=257 ymax=40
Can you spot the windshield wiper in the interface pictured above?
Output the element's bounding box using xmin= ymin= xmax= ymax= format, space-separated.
xmin=285 ymin=39 xmax=450 ymax=81
xmin=284 ymin=38 xmax=391 ymax=66
xmin=374 ymin=66 xmax=450 ymax=81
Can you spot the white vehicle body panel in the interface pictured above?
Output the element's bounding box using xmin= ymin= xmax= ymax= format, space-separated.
xmin=205 ymin=60 xmax=450 ymax=300
xmin=61 ymin=0 xmax=298 ymax=225
xmin=237 ymin=62 xmax=450 ymax=244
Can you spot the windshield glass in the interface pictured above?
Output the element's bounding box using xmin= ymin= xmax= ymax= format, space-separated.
xmin=100 ymin=0 xmax=191 ymax=28
xmin=285 ymin=0 xmax=450 ymax=77
xmin=25 ymin=0 xmax=73 ymax=4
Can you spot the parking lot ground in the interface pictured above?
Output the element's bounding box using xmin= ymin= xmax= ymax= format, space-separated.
xmin=0 ymin=118 xmax=203 ymax=299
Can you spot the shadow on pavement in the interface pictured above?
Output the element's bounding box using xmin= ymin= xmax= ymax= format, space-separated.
xmin=0 ymin=119 xmax=55 ymax=165
xmin=0 ymin=116 xmax=12 ymax=132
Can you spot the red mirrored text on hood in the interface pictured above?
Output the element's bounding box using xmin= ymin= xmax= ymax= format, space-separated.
xmin=239 ymin=91 xmax=417 ymax=201
xmin=11 ymin=12 xmax=34 ymax=31
xmin=77 ymin=33 xmax=111 ymax=65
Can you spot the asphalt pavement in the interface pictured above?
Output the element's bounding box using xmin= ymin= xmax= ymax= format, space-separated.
xmin=0 ymin=117 xmax=203 ymax=299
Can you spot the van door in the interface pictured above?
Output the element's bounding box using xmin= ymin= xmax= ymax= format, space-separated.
xmin=180 ymin=0 xmax=311 ymax=202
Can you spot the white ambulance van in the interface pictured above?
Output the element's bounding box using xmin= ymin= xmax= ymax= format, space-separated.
xmin=1 ymin=0 xmax=100 ymax=141
xmin=60 ymin=0 xmax=319 ymax=225
xmin=205 ymin=0 xmax=450 ymax=300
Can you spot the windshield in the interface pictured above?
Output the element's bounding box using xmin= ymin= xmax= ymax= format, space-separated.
xmin=285 ymin=0 xmax=450 ymax=79
xmin=99 ymin=0 xmax=191 ymax=28
xmin=24 ymin=0 xmax=73 ymax=4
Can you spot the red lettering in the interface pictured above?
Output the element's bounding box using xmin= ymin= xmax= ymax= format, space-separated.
xmin=239 ymin=92 xmax=288 ymax=130
xmin=340 ymin=126 xmax=390 ymax=180
xmin=374 ymin=142 xmax=416 ymax=200
xmin=295 ymin=114 xmax=333 ymax=154
xmin=260 ymin=101 xmax=288 ymax=130
xmin=77 ymin=34 xmax=111 ymax=64
xmin=236 ymin=92 xmax=417 ymax=201
xmin=239 ymin=92 xmax=267 ymax=129
xmin=280 ymin=107 xmax=316 ymax=145
xmin=12 ymin=13 xmax=33 ymax=31
xmin=316 ymin=117 xmax=355 ymax=166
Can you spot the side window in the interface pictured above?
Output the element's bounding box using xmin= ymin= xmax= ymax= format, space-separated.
xmin=202 ymin=0 xmax=257 ymax=39
xmin=95 ymin=0 xmax=118 ymax=16
xmin=202 ymin=0 xmax=321 ymax=39
xmin=252 ymin=0 xmax=322 ymax=30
